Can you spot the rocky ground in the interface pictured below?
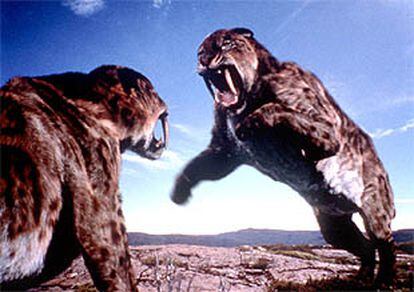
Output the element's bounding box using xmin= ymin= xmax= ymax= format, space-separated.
xmin=29 ymin=244 xmax=413 ymax=291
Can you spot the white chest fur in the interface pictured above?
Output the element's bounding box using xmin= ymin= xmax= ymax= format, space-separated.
xmin=226 ymin=115 xmax=363 ymax=209
xmin=316 ymin=155 xmax=364 ymax=208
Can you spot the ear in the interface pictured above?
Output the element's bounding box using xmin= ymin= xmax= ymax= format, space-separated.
xmin=231 ymin=27 xmax=254 ymax=38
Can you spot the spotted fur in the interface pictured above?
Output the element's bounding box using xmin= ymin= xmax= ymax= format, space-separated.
xmin=0 ymin=65 xmax=168 ymax=291
xmin=172 ymin=28 xmax=396 ymax=287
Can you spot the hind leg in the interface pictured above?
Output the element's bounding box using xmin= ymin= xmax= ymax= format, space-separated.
xmin=375 ymin=239 xmax=395 ymax=288
xmin=314 ymin=208 xmax=376 ymax=280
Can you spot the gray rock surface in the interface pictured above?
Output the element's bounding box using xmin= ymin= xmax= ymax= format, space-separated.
xmin=28 ymin=244 xmax=414 ymax=291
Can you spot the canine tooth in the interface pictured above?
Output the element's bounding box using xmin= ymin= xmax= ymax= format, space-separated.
xmin=204 ymin=78 xmax=215 ymax=98
xmin=161 ymin=115 xmax=169 ymax=148
xmin=225 ymin=68 xmax=237 ymax=95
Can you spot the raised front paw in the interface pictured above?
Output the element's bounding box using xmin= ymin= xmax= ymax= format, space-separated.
xmin=171 ymin=175 xmax=193 ymax=205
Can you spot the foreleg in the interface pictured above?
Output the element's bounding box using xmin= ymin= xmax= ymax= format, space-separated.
xmin=68 ymin=174 xmax=137 ymax=292
xmin=171 ymin=148 xmax=242 ymax=204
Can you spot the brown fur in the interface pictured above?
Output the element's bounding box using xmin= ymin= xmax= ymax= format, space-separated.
xmin=0 ymin=65 xmax=168 ymax=291
xmin=172 ymin=28 xmax=396 ymax=287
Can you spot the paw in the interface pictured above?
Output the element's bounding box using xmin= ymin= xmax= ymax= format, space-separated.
xmin=171 ymin=175 xmax=192 ymax=205
xmin=356 ymin=263 xmax=375 ymax=282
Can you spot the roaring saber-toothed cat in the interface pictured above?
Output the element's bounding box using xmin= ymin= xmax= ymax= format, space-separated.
xmin=171 ymin=28 xmax=395 ymax=286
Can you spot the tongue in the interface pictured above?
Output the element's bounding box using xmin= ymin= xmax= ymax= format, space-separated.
xmin=217 ymin=91 xmax=237 ymax=106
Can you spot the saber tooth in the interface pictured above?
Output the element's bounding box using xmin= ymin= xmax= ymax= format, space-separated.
xmin=205 ymin=78 xmax=221 ymax=104
xmin=161 ymin=115 xmax=169 ymax=148
xmin=225 ymin=68 xmax=237 ymax=95
xmin=204 ymin=78 xmax=215 ymax=99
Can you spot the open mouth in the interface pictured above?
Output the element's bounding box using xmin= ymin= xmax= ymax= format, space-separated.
xmin=201 ymin=65 xmax=243 ymax=107
xmin=152 ymin=112 xmax=169 ymax=149
xmin=126 ymin=112 xmax=169 ymax=160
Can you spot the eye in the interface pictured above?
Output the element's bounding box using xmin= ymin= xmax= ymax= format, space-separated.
xmin=221 ymin=37 xmax=233 ymax=50
xmin=234 ymin=39 xmax=246 ymax=48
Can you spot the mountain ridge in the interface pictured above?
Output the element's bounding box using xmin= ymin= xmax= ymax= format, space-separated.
xmin=128 ymin=228 xmax=414 ymax=248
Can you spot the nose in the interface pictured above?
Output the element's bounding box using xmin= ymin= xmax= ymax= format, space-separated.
xmin=198 ymin=54 xmax=223 ymax=76
xmin=198 ymin=52 xmax=211 ymax=68
xmin=197 ymin=52 xmax=211 ymax=75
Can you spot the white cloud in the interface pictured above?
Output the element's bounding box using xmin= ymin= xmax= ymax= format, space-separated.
xmin=369 ymin=118 xmax=414 ymax=139
xmin=369 ymin=128 xmax=395 ymax=139
xmin=400 ymin=119 xmax=414 ymax=132
xmin=63 ymin=0 xmax=104 ymax=17
xmin=388 ymin=95 xmax=414 ymax=107
xmin=171 ymin=123 xmax=209 ymax=144
xmin=172 ymin=123 xmax=193 ymax=136
xmin=153 ymin=0 xmax=171 ymax=9
xmin=122 ymin=149 xmax=184 ymax=171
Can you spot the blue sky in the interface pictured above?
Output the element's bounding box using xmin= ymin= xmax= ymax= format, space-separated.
xmin=1 ymin=0 xmax=413 ymax=234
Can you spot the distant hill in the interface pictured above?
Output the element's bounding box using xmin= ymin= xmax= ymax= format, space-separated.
xmin=128 ymin=228 xmax=414 ymax=248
